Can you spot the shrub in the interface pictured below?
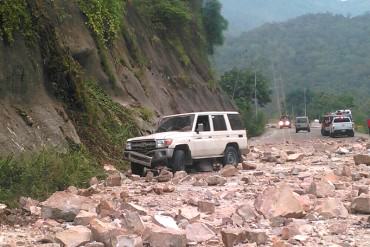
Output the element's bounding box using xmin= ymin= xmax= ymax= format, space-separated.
xmin=0 ymin=149 xmax=104 ymax=207
xmin=0 ymin=0 xmax=33 ymax=43
xmin=78 ymin=0 xmax=125 ymax=46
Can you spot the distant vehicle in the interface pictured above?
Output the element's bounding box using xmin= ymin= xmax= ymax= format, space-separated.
xmin=321 ymin=114 xmax=337 ymax=136
xmin=336 ymin=109 xmax=353 ymax=120
xmin=314 ymin=119 xmax=319 ymax=123
xmin=367 ymin=119 xmax=370 ymax=135
xmin=279 ymin=115 xmax=292 ymax=129
xmin=295 ymin=116 xmax=310 ymax=133
xmin=329 ymin=116 xmax=354 ymax=137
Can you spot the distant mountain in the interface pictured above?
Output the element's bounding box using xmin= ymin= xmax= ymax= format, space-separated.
xmin=214 ymin=13 xmax=370 ymax=116
xmin=220 ymin=0 xmax=370 ymax=35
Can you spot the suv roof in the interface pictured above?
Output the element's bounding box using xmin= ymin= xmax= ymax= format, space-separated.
xmin=163 ymin=111 xmax=240 ymax=118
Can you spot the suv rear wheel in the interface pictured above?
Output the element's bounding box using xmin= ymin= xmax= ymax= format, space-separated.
xmin=223 ymin=146 xmax=239 ymax=166
xmin=172 ymin=149 xmax=186 ymax=172
xmin=131 ymin=162 xmax=145 ymax=176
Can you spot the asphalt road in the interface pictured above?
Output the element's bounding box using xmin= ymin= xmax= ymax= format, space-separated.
xmin=249 ymin=126 xmax=368 ymax=146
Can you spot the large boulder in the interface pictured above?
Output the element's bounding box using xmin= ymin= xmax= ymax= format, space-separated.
xmin=55 ymin=226 xmax=92 ymax=247
xmin=314 ymin=198 xmax=348 ymax=219
xmin=254 ymin=184 xmax=306 ymax=219
xmin=308 ymin=180 xmax=335 ymax=198
xmin=41 ymin=191 xmax=97 ymax=221
xmin=144 ymin=226 xmax=187 ymax=247
xmin=221 ymin=228 xmax=247 ymax=247
xmin=220 ymin=165 xmax=239 ymax=177
xmin=354 ymin=154 xmax=370 ymax=166
xmin=351 ymin=196 xmax=370 ymax=214
xmin=90 ymin=218 xmax=126 ymax=246
xmin=111 ymin=235 xmax=143 ymax=247
xmin=185 ymin=223 xmax=215 ymax=243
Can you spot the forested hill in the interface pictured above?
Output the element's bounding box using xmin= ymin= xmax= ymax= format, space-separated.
xmin=220 ymin=0 xmax=370 ymax=35
xmin=214 ymin=13 xmax=370 ymax=103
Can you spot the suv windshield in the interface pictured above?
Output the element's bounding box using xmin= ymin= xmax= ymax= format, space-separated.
xmin=156 ymin=114 xmax=195 ymax=133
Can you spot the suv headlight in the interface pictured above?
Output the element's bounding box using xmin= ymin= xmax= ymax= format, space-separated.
xmin=125 ymin=142 xmax=132 ymax=150
xmin=156 ymin=139 xmax=173 ymax=148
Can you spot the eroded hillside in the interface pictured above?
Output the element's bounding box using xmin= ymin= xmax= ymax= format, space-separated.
xmin=0 ymin=0 xmax=233 ymax=161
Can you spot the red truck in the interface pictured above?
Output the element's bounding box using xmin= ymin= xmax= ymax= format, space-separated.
xmin=367 ymin=119 xmax=370 ymax=134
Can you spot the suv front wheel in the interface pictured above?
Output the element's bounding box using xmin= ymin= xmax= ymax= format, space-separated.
xmin=172 ymin=149 xmax=186 ymax=172
xmin=223 ymin=146 xmax=239 ymax=166
xmin=131 ymin=162 xmax=145 ymax=176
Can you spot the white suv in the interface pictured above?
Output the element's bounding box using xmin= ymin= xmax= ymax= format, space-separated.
xmin=329 ymin=116 xmax=354 ymax=137
xmin=124 ymin=111 xmax=248 ymax=176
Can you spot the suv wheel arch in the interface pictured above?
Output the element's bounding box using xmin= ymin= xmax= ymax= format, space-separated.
xmin=173 ymin=145 xmax=192 ymax=166
xmin=223 ymin=143 xmax=241 ymax=165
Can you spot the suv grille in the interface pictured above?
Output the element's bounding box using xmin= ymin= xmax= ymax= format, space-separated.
xmin=131 ymin=140 xmax=156 ymax=154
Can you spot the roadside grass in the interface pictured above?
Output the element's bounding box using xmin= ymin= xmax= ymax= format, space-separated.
xmin=0 ymin=148 xmax=105 ymax=207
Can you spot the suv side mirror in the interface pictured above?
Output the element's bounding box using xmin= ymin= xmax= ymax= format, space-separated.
xmin=196 ymin=123 xmax=204 ymax=134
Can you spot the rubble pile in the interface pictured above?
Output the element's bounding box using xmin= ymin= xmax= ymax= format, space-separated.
xmin=1 ymin=137 xmax=370 ymax=246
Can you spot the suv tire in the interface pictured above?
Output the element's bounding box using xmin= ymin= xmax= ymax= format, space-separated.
xmin=131 ymin=162 xmax=145 ymax=176
xmin=348 ymin=130 xmax=355 ymax=137
xmin=223 ymin=146 xmax=239 ymax=166
xmin=172 ymin=149 xmax=186 ymax=172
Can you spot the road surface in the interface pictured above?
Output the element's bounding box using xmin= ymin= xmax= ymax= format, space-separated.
xmin=250 ymin=126 xmax=368 ymax=146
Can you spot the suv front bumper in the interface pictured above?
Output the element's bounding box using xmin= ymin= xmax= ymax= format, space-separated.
xmin=123 ymin=148 xmax=174 ymax=168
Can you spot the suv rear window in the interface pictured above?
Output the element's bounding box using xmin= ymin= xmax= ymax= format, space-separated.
xmin=296 ymin=118 xmax=308 ymax=123
xmin=333 ymin=118 xmax=350 ymax=123
xmin=212 ymin=115 xmax=227 ymax=131
xmin=228 ymin=114 xmax=244 ymax=130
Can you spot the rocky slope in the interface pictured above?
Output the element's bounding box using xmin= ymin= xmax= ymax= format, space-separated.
xmin=1 ymin=132 xmax=370 ymax=246
xmin=0 ymin=0 xmax=233 ymax=157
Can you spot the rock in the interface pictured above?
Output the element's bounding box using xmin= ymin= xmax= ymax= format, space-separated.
xmin=329 ymin=223 xmax=348 ymax=235
xmin=220 ymin=165 xmax=239 ymax=177
xmin=206 ymin=175 xmax=227 ymax=186
xmin=186 ymin=223 xmax=215 ymax=243
xmin=41 ymin=191 xmax=97 ymax=221
xmin=308 ymin=180 xmax=335 ymax=198
xmin=254 ymin=184 xmax=306 ymax=219
xmin=192 ymin=178 xmax=208 ymax=187
xmin=55 ymin=226 xmax=91 ymax=247
xmin=351 ymin=196 xmax=370 ymax=213
xmin=97 ymin=200 xmax=116 ymax=217
xmin=287 ymin=153 xmax=305 ymax=162
xmin=236 ymin=204 xmax=258 ymax=222
xmin=74 ymin=210 xmax=97 ymax=226
xmin=153 ymin=184 xmax=164 ymax=195
xmin=145 ymin=171 xmax=154 ymax=182
xmin=111 ymin=235 xmax=143 ymax=247
xmin=105 ymin=173 xmax=122 ymax=187
xmin=67 ymin=186 xmax=79 ymax=194
xmin=246 ymin=229 xmax=268 ymax=245
xmin=336 ymin=147 xmax=350 ymax=155
xmin=144 ymin=226 xmax=187 ymax=247
xmin=122 ymin=211 xmax=145 ymax=234
xmin=19 ymin=197 xmax=40 ymax=214
xmin=122 ymin=202 xmax=147 ymax=215
xmin=221 ymin=228 xmax=246 ymax=247
xmin=157 ymin=170 xmax=173 ymax=182
xmin=315 ymin=198 xmax=348 ymax=219
xmin=153 ymin=214 xmax=179 ymax=230
xmin=85 ymin=242 xmax=105 ymax=247
xmin=242 ymin=162 xmax=257 ymax=170
xmin=163 ymin=184 xmax=175 ymax=193
xmin=177 ymin=207 xmax=200 ymax=223
xmin=172 ymin=171 xmax=188 ymax=184
xmin=354 ymin=154 xmax=370 ymax=166
xmin=198 ymin=200 xmax=215 ymax=214
xmin=104 ymin=164 xmax=119 ymax=174
xmin=89 ymin=177 xmax=99 ymax=186
xmin=90 ymin=218 xmax=125 ymax=246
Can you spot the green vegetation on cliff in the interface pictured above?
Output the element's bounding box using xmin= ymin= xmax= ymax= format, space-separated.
xmin=0 ymin=0 xmax=33 ymax=43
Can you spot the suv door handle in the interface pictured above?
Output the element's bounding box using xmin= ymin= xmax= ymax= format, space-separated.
xmin=226 ymin=135 xmax=230 ymax=137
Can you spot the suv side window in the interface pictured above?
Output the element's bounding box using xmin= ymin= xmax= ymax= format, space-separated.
xmin=195 ymin=115 xmax=211 ymax=132
xmin=212 ymin=115 xmax=227 ymax=131
xmin=228 ymin=114 xmax=244 ymax=130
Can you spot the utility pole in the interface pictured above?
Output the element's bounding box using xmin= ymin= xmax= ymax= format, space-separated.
xmin=304 ymin=88 xmax=307 ymax=116
xmin=271 ymin=63 xmax=282 ymax=116
xmin=232 ymin=69 xmax=239 ymax=100
xmin=254 ymin=71 xmax=258 ymax=119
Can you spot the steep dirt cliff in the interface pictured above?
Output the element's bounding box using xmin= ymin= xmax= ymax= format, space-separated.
xmin=0 ymin=0 xmax=233 ymax=160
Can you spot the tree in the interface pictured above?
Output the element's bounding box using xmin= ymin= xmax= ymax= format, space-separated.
xmin=202 ymin=0 xmax=228 ymax=54
xmin=220 ymin=68 xmax=272 ymax=136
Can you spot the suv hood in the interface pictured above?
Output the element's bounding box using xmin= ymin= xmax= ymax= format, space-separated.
xmin=127 ymin=131 xmax=191 ymax=142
